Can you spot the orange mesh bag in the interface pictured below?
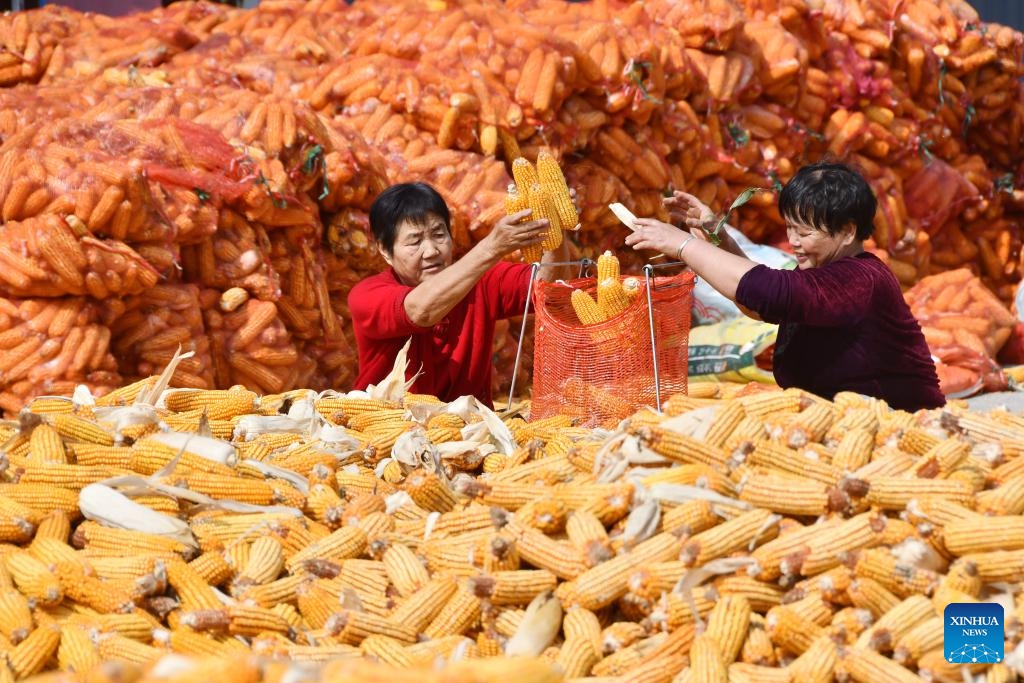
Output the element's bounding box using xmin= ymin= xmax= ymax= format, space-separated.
xmin=0 ymin=296 xmax=121 ymax=416
xmin=107 ymin=284 xmax=215 ymax=391
xmin=0 ymin=214 xmax=159 ymax=299
xmin=202 ymin=292 xmax=312 ymax=396
xmin=531 ymin=270 xmax=694 ymax=428
xmin=268 ymin=226 xmax=344 ymax=344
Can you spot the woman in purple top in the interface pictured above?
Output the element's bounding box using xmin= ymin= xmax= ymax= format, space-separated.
xmin=624 ymin=161 xmax=945 ymax=412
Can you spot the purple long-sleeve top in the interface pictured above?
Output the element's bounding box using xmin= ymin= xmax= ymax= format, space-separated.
xmin=735 ymin=251 xmax=945 ymax=411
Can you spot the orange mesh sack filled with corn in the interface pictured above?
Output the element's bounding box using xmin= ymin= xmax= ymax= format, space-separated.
xmin=530 ymin=251 xmax=694 ymax=428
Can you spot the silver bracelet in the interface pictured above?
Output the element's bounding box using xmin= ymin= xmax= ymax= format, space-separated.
xmin=676 ymin=234 xmax=696 ymax=260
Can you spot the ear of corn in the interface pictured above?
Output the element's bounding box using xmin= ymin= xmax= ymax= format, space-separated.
xmin=536 ymin=148 xmax=578 ymax=231
xmin=525 ymin=182 xmax=563 ymax=251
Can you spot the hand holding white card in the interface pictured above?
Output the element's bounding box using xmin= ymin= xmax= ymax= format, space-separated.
xmin=608 ymin=203 xmax=638 ymax=231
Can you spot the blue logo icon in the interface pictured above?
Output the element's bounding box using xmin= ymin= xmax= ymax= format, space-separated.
xmin=944 ymin=602 xmax=1003 ymax=664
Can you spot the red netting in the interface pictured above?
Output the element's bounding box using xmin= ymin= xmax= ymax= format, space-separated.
xmin=531 ymin=270 xmax=694 ymax=428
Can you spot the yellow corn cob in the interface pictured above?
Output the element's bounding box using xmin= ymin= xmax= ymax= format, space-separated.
xmin=555 ymin=636 xmax=600 ymax=678
xmin=388 ymin=574 xmax=459 ymax=635
xmin=163 ymin=389 xmax=257 ymax=419
xmin=864 ymin=477 xmax=974 ymax=510
xmin=703 ymin=400 xmax=748 ymax=448
xmin=166 ymin=559 xmax=223 ymax=611
xmin=782 ymin=402 xmax=835 ymax=448
xmin=326 ymin=609 xmax=418 ymax=645
xmin=766 ymin=603 xmax=826 ymax=655
xmin=0 ymin=590 xmax=32 ymax=644
xmin=285 ymin=526 xmax=368 ymax=571
xmin=235 ymin=535 xmax=284 ymax=587
xmin=359 ymin=634 xmax=414 ymax=668
xmin=596 ymin=277 xmax=632 ymax=319
xmin=292 ymin=579 xmax=335 ymax=629
xmin=891 ymin=616 xmax=943 ymax=667
xmin=526 ymin=182 xmax=563 ymax=251
xmin=381 ymin=543 xmax=430 ymax=598
xmin=50 ymin=414 xmax=115 ymax=446
xmin=5 ymin=550 xmax=61 ymax=606
xmin=595 ymin=250 xmax=620 ymax=283
xmin=171 ymin=472 xmax=275 ymax=505
xmin=17 ymin=463 xmax=120 ymax=490
xmin=570 ymin=288 xmax=605 ymax=325
xmin=943 ymin=516 xmax=1024 ymax=555
xmin=786 ymin=634 xmax=837 ymax=683
xmin=715 ymin=576 xmax=784 ymax=614
xmin=422 ymin=583 xmax=482 ymax=639
xmin=185 ymin=552 xmax=233 ymax=588
xmin=470 ymin=569 xmax=558 ymax=607
xmin=514 ymin=497 xmax=568 ymax=536
xmin=505 ymin=183 xmax=542 ymax=265
xmin=828 ymin=606 xmax=873 ymax=645
xmin=511 ymin=157 xmax=539 ymax=200
xmin=783 ymin=592 xmax=835 ymax=628
xmin=69 ymin=444 xmax=132 ymax=468
xmin=644 ymin=427 xmax=730 ymax=468
xmin=76 ymin=552 xmax=157 ymax=585
xmin=847 ymin=578 xmax=900 ymax=620
xmin=128 ymin=439 xmax=235 ymax=477
xmin=895 ymin=427 xmax=941 ymax=455
xmin=78 ymin=521 xmax=191 ymax=558
xmin=831 ymin=428 xmax=875 ymax=472
xmin=799 ymin=512 xmax=886 ymax=576
xmin=958 ymin=549 xmax=1024 ymax=583
xmin=8 ymin=623 xmax=61 ymax=678
xmin=704 ymin=594 xmax=751 ymax=665
xmin=95 ymin=633 xmax=162 ymax=666
xmin=403 ymin=469 xmax=459 ymax=513
xmin=747 ymin=441 xmax=842 ymax=485
xmin=841 ymin=646 xmax=920 ymax=683
xmin=565 ymin=509 xmax=612 ymax=566
xmin=222 ymin=605 xmax=291 ymax=637
xmin=736 ymin=468 xmax=838 ymax=517
xmin=94 ymin=377 xmax=158 ymax=407
xmin=824 ymin=408 xmax=879 ymax=445
xmin=738 ymin=389 xmax=808 ymax=418
xmin=557 ymin=531 xmax=680 ymax=610
xmin=94 ymin=612 xmax=160 ymax=641
xmin=24 ymin=397 xmax=75 ymax=416
xmin=344 ymin=408 xmax=406 ymax=433
xmin=951 ymin=409 xmax=1024 ymax=442
xmin=854 ymin=549 xmax=941 ymax=598
xmin=939 ymin=559 xmax=982 ymax=597
xmin=236 ymin=574 xmax=304 ymax=609
xmin=57 ymin=623 xmax=101 ymax=673
xmin=975 ymin=474 xmax=1024 ymax=515
xmin=728 ymin=663 xmax=792 ymax=682
xmin=33 ymin=510 xmax=72 ymax=542
xmin=27 ymin=424 xmax=68 ymax=464
xmin=689 ymin=633 xmax=728 ymax=683
xmin=682 ymin=508 xmax=778 ymax=567
xmin=537 ymin=148 xmax=577 ymax=230
xmin=739 ymin=614 xmax=777 ymax=666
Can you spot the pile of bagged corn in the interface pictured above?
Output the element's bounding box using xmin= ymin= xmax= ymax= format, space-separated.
xmin=0 ymin=0 xmax=1023 ymax=410
xmin=0 ymin=358 xmax=1017 ymax=682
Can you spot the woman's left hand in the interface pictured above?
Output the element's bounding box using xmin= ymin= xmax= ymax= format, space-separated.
xmin=624 ymin=218 xmax=692 ymax=259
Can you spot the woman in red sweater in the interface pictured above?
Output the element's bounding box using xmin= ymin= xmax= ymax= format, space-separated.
xmin=625 ymin=161 xmax=944 ymax=411
xmin=348 ymin=182 xmax=571 ymax=407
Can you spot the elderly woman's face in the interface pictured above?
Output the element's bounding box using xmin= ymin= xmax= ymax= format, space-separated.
xmin=381 ymin=213 xmax=454 ymax=286
xmin=785 ymin=218 xmax=857 ymax=269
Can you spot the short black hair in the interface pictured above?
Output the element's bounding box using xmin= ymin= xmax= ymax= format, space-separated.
xmin=368 ymin=182 xmax=451 ymax=254
xmin=778 ymin=161 xmax=877 ymax=240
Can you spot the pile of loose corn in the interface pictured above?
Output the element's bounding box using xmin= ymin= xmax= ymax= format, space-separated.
xmin=0 ymin=379 xmax=1020 ymax=682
